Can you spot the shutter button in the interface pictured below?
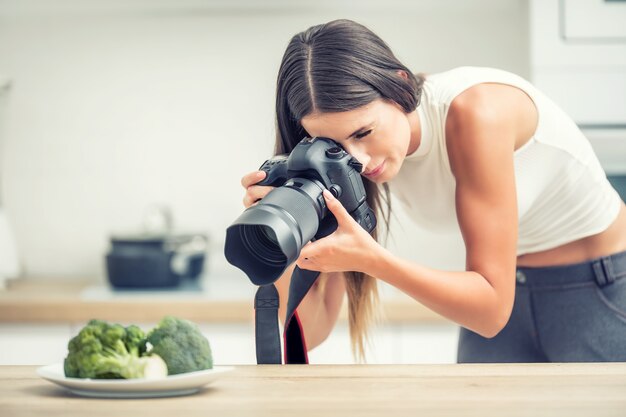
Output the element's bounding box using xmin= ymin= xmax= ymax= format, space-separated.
xmin=516 ymin=270 xmax=527 ymax=284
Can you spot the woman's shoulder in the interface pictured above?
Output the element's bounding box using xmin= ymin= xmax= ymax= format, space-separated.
xmin=424 ymin=66 xmax=525 ymax=82
xmin=421 ymin=67 xmax=534 ymax=105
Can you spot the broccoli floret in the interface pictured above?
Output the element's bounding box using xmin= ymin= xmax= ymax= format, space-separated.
xmin=64 ymin=319 xmax=167 ymax=379
xmin=124 ymin=324 xmax=148 ymax=356
xmin=146 ymin=316 xmax=213 ymax=375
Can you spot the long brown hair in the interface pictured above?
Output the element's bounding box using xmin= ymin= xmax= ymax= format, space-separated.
xmin=274 ymin=19 xmax=424 ymax=361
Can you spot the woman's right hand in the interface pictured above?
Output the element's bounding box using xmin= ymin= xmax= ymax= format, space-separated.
xmin=241 ymin=170 xmax=275 ymax=208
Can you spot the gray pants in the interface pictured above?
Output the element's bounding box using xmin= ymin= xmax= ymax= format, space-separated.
xmin=457 ymin=250 xmax=626 ymax=362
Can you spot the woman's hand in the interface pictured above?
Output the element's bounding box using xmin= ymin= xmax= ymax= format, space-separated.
xmin=240 ymin=170 xmax=274 ymax=208
xmin=296 ymin=190 xmax=380 ymax=274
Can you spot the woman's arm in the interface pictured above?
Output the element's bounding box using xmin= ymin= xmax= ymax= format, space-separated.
xmin=274 ymin=263 xmax=346 ymax=349
xmin=296 ymin=83 xmax=533 ymax=338
xmin=368 ymin=253 xmax=512 ymax=338
xmin=368 ymin=84 xmax=531 ymax=337
xmin=300 ymin=184 xmax=515 ymax=339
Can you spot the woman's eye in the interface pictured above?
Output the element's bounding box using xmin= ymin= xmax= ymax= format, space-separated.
xmin=355 ymin=129 xmax=372 ymax=140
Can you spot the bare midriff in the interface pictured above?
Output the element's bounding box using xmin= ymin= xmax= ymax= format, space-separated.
xmin=516 ymin=203 xmax=626 ymax=267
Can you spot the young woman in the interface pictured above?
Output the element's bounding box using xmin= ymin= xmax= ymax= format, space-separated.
xmin=240 ymin=19 xmax=626 ymax=362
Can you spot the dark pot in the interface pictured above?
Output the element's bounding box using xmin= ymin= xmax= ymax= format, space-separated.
xmin=105 ymin=233 xmax=208 ymax=289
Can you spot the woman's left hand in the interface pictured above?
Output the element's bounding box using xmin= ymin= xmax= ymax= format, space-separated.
xmin=296 ymin=189 xmax=380 ymax=274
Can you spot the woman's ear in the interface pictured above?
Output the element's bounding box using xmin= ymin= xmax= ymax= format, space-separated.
xmin=396 ymin=70 xmax=409 ymax=80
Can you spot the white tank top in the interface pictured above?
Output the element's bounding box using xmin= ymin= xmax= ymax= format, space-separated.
xmin=388 ymin=67 xmax=623 ymax=255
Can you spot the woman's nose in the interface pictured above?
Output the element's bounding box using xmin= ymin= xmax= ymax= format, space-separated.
xmin=352 ymin=154 xmax=370 ymax=173
xmin=342 ymin=146 xmax=370 ymax=172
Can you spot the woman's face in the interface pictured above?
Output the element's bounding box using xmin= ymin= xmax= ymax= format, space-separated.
xmin=300 ymin=99 xmax=421 ymax=184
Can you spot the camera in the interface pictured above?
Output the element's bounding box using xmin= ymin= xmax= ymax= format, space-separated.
xmin=224 ymin=137 xmax=377 ymax=285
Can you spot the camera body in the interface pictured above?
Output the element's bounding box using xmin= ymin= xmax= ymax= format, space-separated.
xmin=224 ymin=137 xmax=377 ymax=285
xmin=257 ymin=137 xmax=376 ymax=237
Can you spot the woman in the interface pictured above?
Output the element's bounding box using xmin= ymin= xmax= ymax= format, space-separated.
xmin=240 ymin=19 xmax=626 ymax=362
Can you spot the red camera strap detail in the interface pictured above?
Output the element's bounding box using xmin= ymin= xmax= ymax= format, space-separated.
xmin=284 ymin=310 xmax=309 ymax=364
xmin=254 ymin=266 xmax=319 ymax=365
xmin=283 ymin=267 xmax=319 ymax=363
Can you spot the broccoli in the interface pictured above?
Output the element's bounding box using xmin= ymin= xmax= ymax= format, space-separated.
xmin=124 ymin=324 xmax=148 ymax=356
xmin=64 ymin=319 xmax=167 ymax=379
xmin=146 ymin=316 xmax=213 ymax=375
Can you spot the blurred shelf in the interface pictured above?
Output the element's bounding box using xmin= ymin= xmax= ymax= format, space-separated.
xmin=0 ymin=279 xmax=446 ymax=324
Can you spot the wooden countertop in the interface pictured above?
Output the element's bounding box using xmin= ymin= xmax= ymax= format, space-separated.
xmin=2 ymin=363 xmax=626 ymax=416
xmin=0 ymin=279 xmax=445 ymax=324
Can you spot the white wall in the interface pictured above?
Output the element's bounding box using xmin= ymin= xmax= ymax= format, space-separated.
xmin=0 ymin=0 xmax=529 ymax=282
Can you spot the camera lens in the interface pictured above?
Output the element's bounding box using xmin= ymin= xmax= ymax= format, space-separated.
xmin=260 ymin=225 xmax=279 ymax=245
xmin=241 ymin=225 xmax=286 ymax=267
xmin=225 ymin=137 xmax=377 ymax=287
xmin=225 ymin=178 xmax=326 ymax=285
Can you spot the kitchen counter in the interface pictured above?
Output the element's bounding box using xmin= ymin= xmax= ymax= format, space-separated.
xmin=0 ymin=279 xmax=445 ymax=324
xmin=2 ymin=363 xmax=626 ymax=416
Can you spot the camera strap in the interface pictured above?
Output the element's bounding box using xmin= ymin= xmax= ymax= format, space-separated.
xmin=254 ymin=266 xmax=320 ymax=364
xmin=254 ymin=284 xmax=282 ymax=364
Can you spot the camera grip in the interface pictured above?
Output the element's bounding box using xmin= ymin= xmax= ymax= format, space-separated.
xmin=351 ymin=202 xmax=377 ymax=234
xmin=258 ymin=155 xmax=289 ymax=187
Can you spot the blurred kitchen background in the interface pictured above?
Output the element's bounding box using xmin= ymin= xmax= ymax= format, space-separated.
xmin=1 ymin=0 xmax=625 ymax=366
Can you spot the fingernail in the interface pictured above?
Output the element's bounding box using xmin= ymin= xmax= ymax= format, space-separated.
xmin=323 ymin=189 xmax=333 ymax=200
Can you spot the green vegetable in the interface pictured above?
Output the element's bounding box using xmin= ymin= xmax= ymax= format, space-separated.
xmin=63 ymin=319 xmax=167 ymax=379
xmin=124 ymin=324 xmax=148 ymax=356
xmin=146 ymin=316 xmax=213 ymax=375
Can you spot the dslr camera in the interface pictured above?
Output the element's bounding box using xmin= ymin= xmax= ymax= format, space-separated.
xmin=224 ymin=137 xmax=377 ymax=285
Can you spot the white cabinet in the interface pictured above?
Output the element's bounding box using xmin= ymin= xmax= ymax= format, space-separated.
xmin=0 ymin=322 xmax=459 ymax=365
xmin=562 ymin=0 xmax=626 ymax=40
xmin=0 ymin=324 xmax=74 ymax=365
xmin=199 ymin=323 xmax=257 ymax=365
xmin=530 ymin=0 xmax=626 ymax=126
xmin=396 ymin=324 xmax=459 ymax=364
xmin=306 ymin=323 xmax=459 ymax=365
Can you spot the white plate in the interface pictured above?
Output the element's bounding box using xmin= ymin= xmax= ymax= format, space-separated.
xmin=37 ymin=363 xmax=234 ymax=398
